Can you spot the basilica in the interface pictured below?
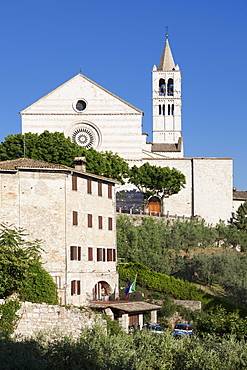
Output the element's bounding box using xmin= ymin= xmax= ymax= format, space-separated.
xmin=20 ymin=37 xmax=233 ymax=225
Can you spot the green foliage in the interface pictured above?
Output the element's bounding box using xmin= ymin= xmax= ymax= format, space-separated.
xmin=232 ymin=200 xmax=247 ymax=232
xmin=117 ymin=216 xmax=247 ymax=307
xmin=195 ymin=306 xmax=247 ymax=339
xmin=0 ymin=300 xmax=21 ymax=337
xmin=19 ymin=264 xmax=58 ymax=305
xmin=119 ymin=262 xmax=247 ymax=316
xmin=0 ymin=224 xmax=57 ymax=304
xmin=128 ymin=162 xmax=186 ymax=206
xmin=102 ymin=314 xmax=123 ymax=336
xmin=0 ymin=131 xmax=130 ymax=183
xmin=1 ymin=327 xmax=247 ymax=369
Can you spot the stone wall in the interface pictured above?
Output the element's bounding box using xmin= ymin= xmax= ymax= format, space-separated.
xmin=173 ymin=300 xmax=201 ymax=311
xmin=5 ymin=301 xmax=106 ymax=340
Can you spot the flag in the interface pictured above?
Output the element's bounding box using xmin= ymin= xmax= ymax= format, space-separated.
xmin=129 ymin=274 xmax=137 ymax=294
xmin=124 ymin=280 xmax=131 ymax=298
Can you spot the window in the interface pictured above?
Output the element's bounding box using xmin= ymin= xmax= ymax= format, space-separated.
xmin=87 ymin=179 xmax=92 ymax=194
xmin=159 ymin=78 xmax=166 ymax=96
xmin=159 ymin=104 xmax=165 ymax=115
xmin=88 ymin=214 xmax=93 ymax=228
xmin=168 ymin=104 xmax=171 ymax=115
xmin=107 ymin=249 xmax=116 ymax=261
xmin=98 ymin=182 xmax=102 ymax=196
xmin=167 ymin=78 xmax=174 ymax=96
xmin=71 ymin=280 xmax=81 ymax=295
xmin=98 ymin=215 xmax=103 ymax=229
xmin=97 ymin=248 xmax=103 ymax=261
xmin=172 ymin=104 xmax=174 ymax=115
xmin=72 ymin=175 xmax=77 ymax=191
xmin=70 ymin=246 xmax=81 ymax=261
xmin=97 ymin=248 xmax=106 ymax=262
xmin=108 ymin=217 xmax=113 ymax=231
xmin=108 ymin=185 xmax=112 ymax=199
xmin=73 ymin=211 xmax=78 ymax=225
xmin=107 ymin=249 xmax=113 ymax=261
xmin=88 ymin=247 xmax=93 ymax=261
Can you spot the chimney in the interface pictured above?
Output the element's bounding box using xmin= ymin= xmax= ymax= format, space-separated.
xmin=74 ymin=157 xmax=87 ymax=172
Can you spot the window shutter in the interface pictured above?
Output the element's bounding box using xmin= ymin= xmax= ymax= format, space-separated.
xmin=88 ymin=247 xmax=93 ymax=261
xmin=77 ymin=281 xmax=81 ymax=295
xmin=70 ymin=246 xmax=76 ymax=260
xmin=108 ymin=185 xmax=112 ymax=199
xmin=87 ymin=179 xmax=92 ymax=194
xmin=88 ymin=214 xmax=93 ymax=228
xmin=78 ymin=247 xmax=81 ymax=261
xmin=98 ymin=182 xmax=102 ymax=196
xmin=107 ymin=249 xmax=113 ymax=262
xmin=72 ymin=175 xmax=77 ymax=191
xmin=73 ymin=211 xmax=78 ymax=225
xmin=98 ymin=215 xmax=103 ymax=229
xmin=108 ymin=217 xmax=113 ymax=230
xmin=97 ymin=248 xmax=102 ymax=261
xmin=71 ymin=280 xmax=76 ymax=295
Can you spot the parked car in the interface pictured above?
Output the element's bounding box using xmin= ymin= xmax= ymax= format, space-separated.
xmin=173 ymin=323 xmax=195 ymax=337
xmin=146 ymin=323 xmax=164 ymax=334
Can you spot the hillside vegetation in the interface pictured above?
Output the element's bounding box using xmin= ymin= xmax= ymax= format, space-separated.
xmin=117 ymin=214 xmax=247 ymax=308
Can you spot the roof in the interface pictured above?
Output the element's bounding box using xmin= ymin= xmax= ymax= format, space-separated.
xmin=233 ymin=189 xmax=247 ymax=201
xmin=0 ymin=158 xmax=119 ymax=184
xmin=89 ymin=300 xmax=162 ymax=313
xmin=152 ymin=141 xmax=182 ymax=153
xmin=158 ymin=39 xmax=175 ymax=71
xmin=20 ymin=73 xmax=144 ymax=115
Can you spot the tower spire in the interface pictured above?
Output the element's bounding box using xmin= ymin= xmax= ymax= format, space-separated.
xmin=158 ymin=34 xmax=175 ymax=71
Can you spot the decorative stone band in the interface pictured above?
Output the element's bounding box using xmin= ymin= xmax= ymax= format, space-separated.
xmin=65 ymin=122 xmax=102 ymax=150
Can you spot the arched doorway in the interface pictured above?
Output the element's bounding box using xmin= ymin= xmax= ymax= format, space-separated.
xmin=92 ymin=281 xmax=112 ymax=301
xmin=148 ymin=196 xmax=161 ymax=215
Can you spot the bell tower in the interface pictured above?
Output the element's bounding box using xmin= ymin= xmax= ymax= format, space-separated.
xmin=152 ymin=34 xmax=183 ymax=156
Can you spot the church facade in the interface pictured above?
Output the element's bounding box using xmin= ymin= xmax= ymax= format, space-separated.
xmin=20 ymin=38 xmax=233 ymax=225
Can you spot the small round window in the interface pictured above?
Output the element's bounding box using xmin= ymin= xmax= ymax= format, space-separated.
xmin=75 ymin=100 xmax=87 ymax=111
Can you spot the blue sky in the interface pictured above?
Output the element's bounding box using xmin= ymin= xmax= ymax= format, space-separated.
xmin=0 ymin=0 xmax=246 ymax=189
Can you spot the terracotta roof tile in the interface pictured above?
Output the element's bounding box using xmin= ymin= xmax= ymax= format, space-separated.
xmin=0 ymin=158 xmax=119 ymax=184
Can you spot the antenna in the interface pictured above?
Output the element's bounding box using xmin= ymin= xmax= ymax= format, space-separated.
xmin=165 ymin=26 xmax=169 ymax=39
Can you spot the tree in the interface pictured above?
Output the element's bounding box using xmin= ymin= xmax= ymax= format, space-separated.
xmin=0 ymin=223 xmax=57 ymax=304
xmin=0 ymin=131 xmax=130 ymax=183
xmin=232 ymin=201 xmax=247 ymax=232
xmin=128 ymin=163 xmax=186 ymax=212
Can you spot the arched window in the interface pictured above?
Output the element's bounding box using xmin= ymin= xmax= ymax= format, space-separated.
xmin=159 ymin=79 xmax=166 ymax=96
xmin=167 ymin=78 xmax=174 ymax=96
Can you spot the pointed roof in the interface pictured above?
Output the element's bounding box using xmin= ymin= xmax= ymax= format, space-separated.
xmin=158 ymin=39 xmax=175 ymax=71
xmin=20 ymin=73 xmax=143 ymax=115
